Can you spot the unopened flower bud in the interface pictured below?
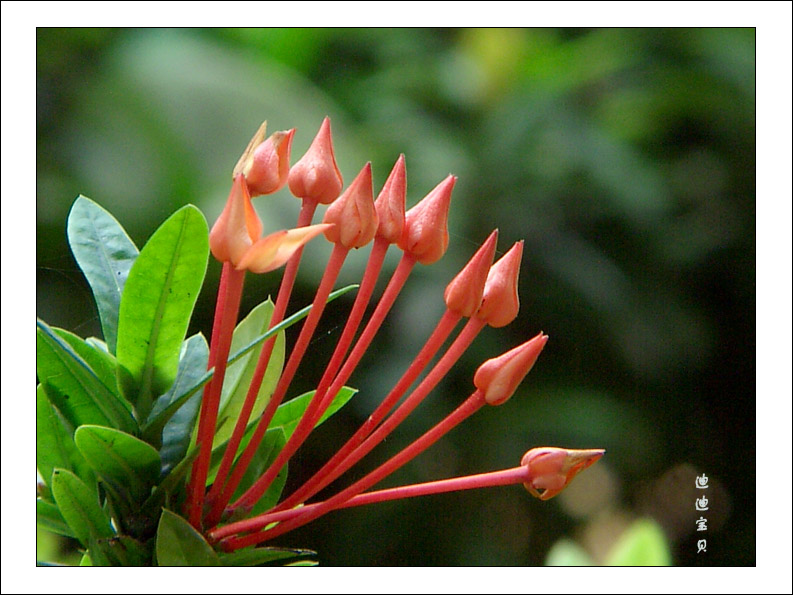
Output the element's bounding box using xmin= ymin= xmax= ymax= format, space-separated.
xmin=444 ymin=230 xmax=498 ymax=317
xmin=323 ymin=163 xmax=379 ymax=248
xmin=521 ymin=447 xmax=605 ymax=500
xmin=473 ymin=332 xmax=548 ymax=405
xmin=288 ymin=117 xmax=344 ymax=205
xmin=236 ymin=223 xmax=333 ymax=274
xmin=209 ymin=174 xmax=263 ymax=265
xmin=243 ymin=128 xmax=295 ymax=197
xmin=398 ymin=175 xmax=456 ymax=265
xmin=374 ymin=155 xmax=407 ymax=244
xmin=475 ymin=240 xmax=522 ymax=328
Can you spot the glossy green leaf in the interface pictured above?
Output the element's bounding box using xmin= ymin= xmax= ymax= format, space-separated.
xmin=150 ymin=334 xmax=209 ymax=470
xmin=37 ymin=385 xmax=94 ymax=489
xmin=606 ymin=518 xmax=672 ymax=566
xmin=36 ymin=498 xmax=75 ymax=538
xmin=219 ymin=547 xmax=315 ymax=567
xmin=54 ymin=328 xmax=120 ymax=398
xmin=231 ymin=428 xmax=287 ymax=512
xmin=50 ymin=469 xmax=115 ymax=552
xmin=115 ymin=205 xmax=209 ymax=417
xmin=74 ymin=425 xmax=161 ymax=504
xmin=67 ymin=195 xmax=139 ymax=355
xmin=36 ymin=319 xmax=137 ymax=435
xmin=156 ymin=509 xmax=220 ymax=566
xmin=213 ymin=300 xmax=285 ymax=448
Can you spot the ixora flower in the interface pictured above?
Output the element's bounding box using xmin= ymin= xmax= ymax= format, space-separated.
xmin=35 ymin=117 xmax=603 ymax=566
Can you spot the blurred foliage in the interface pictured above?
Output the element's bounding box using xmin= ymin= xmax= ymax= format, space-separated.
xmin=37 ymin=28 xmax=755 ymax=565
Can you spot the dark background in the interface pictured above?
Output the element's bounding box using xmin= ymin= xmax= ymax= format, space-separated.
xmin=36 ymin=27 xmax=755 ymax=566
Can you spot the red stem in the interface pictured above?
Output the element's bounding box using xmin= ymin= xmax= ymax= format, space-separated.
xmin=221 ymin=389 xmax=487 ymax=549
xmin=186 ymin=262 xmax=246 ymax=528
xmin=202 ymin=200 xmax=317 ymax=519
xmin=211 ymin=462 xmax=526 ymax=540
xmin=206 ymin=242 xmax=349 ymax=525
xmin=275 ymin=308 xmax=462 ymax=512
xmin=227 ymin=252 xmax=417 ymax=514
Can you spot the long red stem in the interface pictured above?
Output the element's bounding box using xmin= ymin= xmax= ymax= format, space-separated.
xmin=203 ymin=200 xmax=317 ymax=517
xmin=207 ymin=242 xmax=349 ymax=524
xmin=211 ymin=462 xmax=526 ymax=540
xmin=227 ymin=252 xmax=417 ymax=514
xmin=275 ymin=308 xmax=462 ymax=512
xmin=186 ymin=262 xmax=245 ymax=528
xmin=284 ymin=316 xmax=486 ymax=509
xmin=221 ymin=389 xmax=487 ymax=548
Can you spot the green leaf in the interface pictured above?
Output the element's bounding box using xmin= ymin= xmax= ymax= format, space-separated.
xmin=74 ymin=425 xmax=161 ymax=504
xmin=67 ymin=195 xmax=139 ymax=355
xmin=36 ymin=385 xmax=93 ymax=489
xmin=156 ymin=509 xmax=220 ymax=566
xmin=231 ymin=428 xmax=287 ymax=512
xmin=116 ymin=205 xmax=209 ymax=417
xmin=545 ymin=538 xmax=595 ymax=566
xmin=36 ymin=498 xmax=75 ymax=538
xmin=606 ymin=518 xmax=672 ymax=566
xmin=36 ymin=319 xmax=137 ymax=435
xmin=213 ymin=299 xmax=285 ymax=448
xmin=151 ymin=334 xmax=209 ymax=470
xmin=219 ymin=547 xmax=316 ymax=567
xmin=100 ymin=535 xmax=152 ymax=566
xmin=50 ymin=469 xmax=115 ymax=553
xmin=54 ymin=328 xmax=121 ymax=399
xmin=271 ymin=386 xmax=358 ymax=438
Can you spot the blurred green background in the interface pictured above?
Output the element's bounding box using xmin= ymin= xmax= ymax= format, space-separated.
xmin=36 ymin=28 xmax=755 ymax=566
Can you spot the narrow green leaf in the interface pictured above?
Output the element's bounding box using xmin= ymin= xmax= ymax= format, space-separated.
xmin=36 ymin=385 xmax=93 ymax=489
xmin=219 ymin=547 xmax=316 ymax=567
xmin=36 ymin=319 xmax=137 ymax=434
xmin=74 ymin=425 xmax=161 ymax=504
xmin=37 ymin=498 xmax=75 ymax=538
xmin=151 ymin=334 xmax=209 ymax=470
xmin=271 ymin=387 xmax=358 ymax=438
xmin=54 ymin=328 xmax=121 ymax=401
xmin=67 ymin=195 xmax=139 ymax=355
xmin=79 ymin=553 xmax=93 ymax=566
xmin=116 ymin=205 xmax=209 ymax=417
xmin=606 ymin=518 xmax=672 ymax=566
xmin=141 ymin=446 xmax=198 ymax=518
xmin=100 ymin=535 xmax=152 ymax=566
xmin=50 ymin=469 xmax=115 ymax=552
xmin=231 ymin=428 xmax=286 ymax=507
xmin=156 ymin=509 xmax=220 ymax=566
xmin=213 ymin=300 xmax=285 ymax=448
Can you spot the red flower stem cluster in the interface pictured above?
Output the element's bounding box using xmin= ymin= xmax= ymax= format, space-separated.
xmin=187 ymin=117 xmax=602 ymax=543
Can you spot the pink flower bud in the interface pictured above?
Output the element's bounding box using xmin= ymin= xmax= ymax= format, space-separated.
xmin=288 ymin=117 xmax=344 ymax=205
xmin=473 ymin=332 xmax=548 ymax=405
xmin=236 ymin=223 xmax=333 ymax=274
xmin=243 ymin=128 xmax=295 ymax=197
xmin=475 ymin=240 xmax=523 ymax=328
xmin=520 ymin=447 xmax=605 ymax=500
xmin=398 ymin=175 xmax=456 ymax=265
xmin=443 ymin=230 xmax=498 ymax=317
xmin=322 ymin=163 xmax=379 ymax=249
xmin=374 ymin=155 xmax=407 ymax=244
xmin=209 ymin=174 xmax=263 ymax=265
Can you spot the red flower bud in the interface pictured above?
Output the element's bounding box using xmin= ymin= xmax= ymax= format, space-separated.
xmin=209 ymin=174 xmax=263 ymax=265
xmin=322 ymin=163 xmax=379 ymax=248
xmin=243 ymin=128 xmax=295 ymax=197
xmin=398 ymin=175 xmax=455 ymax=265
xmin=443 ymin=230 xmax=498 ymax=317
xmin=521 ymin=447 xmax=605 ymax=500
xmin=288 ymin=116 xmax=344 ymax=205
xmin=475 ymin=240 xmax=522 ymax=328
xmin=374 ymin=155 xmax=407 ymax=244
xmin=473 ymin=332 xmax=548 ymax=405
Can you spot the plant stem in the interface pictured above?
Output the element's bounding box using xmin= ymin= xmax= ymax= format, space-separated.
xmin=275 ymin=307 xmax=462 ymax=512
xmin=186 ymin=262 xmax=245 ymax=528
xmin=203 ymin=200 xmax=317 ymax=519
xmin=211 ymin=462 xmax=527 ymax=540
xmin=207 ymin=242 xmax=349 ymax=525
xmin=221 ymin=389 xmax=487 ymax=548
xmin=227 ymin=251 xmax=417 ymax=515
